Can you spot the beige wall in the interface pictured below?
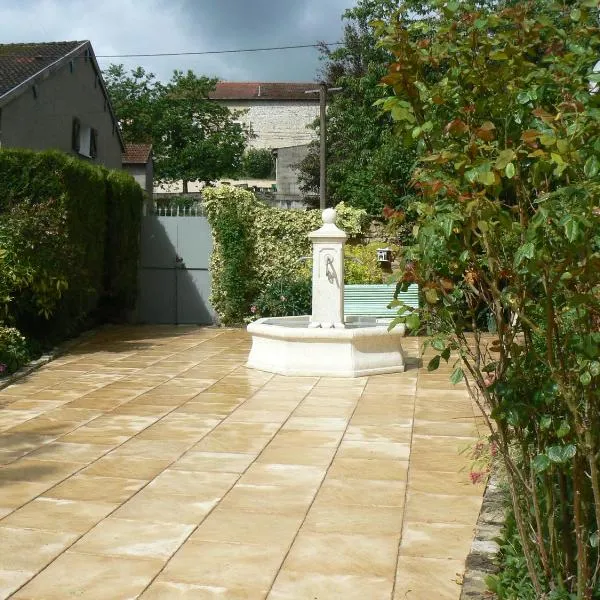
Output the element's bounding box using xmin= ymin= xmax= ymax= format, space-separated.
xmin=221 ymin=100 xmax=319 ymax=149
xmin=1 ymin=54 xmax=123 ymax=169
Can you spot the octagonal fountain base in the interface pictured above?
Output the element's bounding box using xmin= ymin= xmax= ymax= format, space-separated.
xmin=246 ymin=316 xmax=407 ymax=378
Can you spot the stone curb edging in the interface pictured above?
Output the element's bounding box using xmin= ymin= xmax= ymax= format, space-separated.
xmin=460 ymin=474 xmax=505 ymax=599
xmin=0 ymin=328 xmax=99 ymax=392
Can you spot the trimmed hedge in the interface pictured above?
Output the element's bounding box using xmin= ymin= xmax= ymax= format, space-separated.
xmin=204 ymin=186 xmax=369 ymax=324
xmin=0 ymin=149 xmax=142 ymax=344
xmin=104 ymin=170 xmax=144 ymax=317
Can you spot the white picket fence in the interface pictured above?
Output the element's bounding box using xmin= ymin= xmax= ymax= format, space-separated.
xmin=148 ymin=204 xmax=206 ymax=217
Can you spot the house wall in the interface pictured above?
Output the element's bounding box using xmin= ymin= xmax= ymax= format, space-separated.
xmin=275 ymin=144 xmax=309 ymax=196
xmin=0 ymin=54 xmax=122 ymax=169
xmin=124 ymin=162 xmax=153 ymax=200
xmin=219 ymin=100 xmax=319 ymax=150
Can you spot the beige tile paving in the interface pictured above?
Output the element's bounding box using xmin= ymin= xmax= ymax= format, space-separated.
xmin=0 ymin=326 xmax=485 ymax=599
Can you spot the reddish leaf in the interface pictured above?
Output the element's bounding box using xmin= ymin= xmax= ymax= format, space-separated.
xmin=444 ymin=119 xmax=469 ymax=136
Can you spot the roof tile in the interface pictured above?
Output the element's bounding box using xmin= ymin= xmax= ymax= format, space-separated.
xmin=210 ymin=82 xmax=319 ymax=101
xmin=0 ymin=41 xmax=85 ymax=97
xmin=122 ymin=143 xmax=153 ymax=164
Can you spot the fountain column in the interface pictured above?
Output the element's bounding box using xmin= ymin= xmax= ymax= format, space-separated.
xmin=308 ymin=208 xmax=346 ymax=329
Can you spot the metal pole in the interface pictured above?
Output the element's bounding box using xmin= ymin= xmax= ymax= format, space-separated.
xmin=319 ymin=82 xmax=327 ymax=211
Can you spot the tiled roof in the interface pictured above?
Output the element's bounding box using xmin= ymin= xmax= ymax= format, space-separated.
xmin=122 ymin=143 xmax=153 ymax=164
xmin=210 ymin=82 xmax=319 ymax=101
xmin=0 ymin=41 xmax=86 ymax=97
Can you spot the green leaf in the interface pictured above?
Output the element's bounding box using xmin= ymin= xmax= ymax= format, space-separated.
xmin=514 ymin=242 xmax=535 ymax=266
xmin=505 ymin=162 xmax=515 ymax=179
xmin=431 ymin=338 xmax=446 ymax=351
xmin=540 ymin=134 xmax=556 ymax=147
xmin=564 ymin=217 xmax=580 ymax=243
xmin=495 ymin=149 xmax=515 ymax=170
xmin=570 ymin=8 xmax=581 ymax=21
xmin=556 ymin=420 xmax=570 ymax=438
xmin=478 ymin=170 xmax=496 ymax=186
xmin=547 ymin=444 xmax=577 ymax=464
xmin=591 ymin=531 xmax=599 ymax=549
xmin=532 ymin=454 xmax=551 ymax=473
xmin=450 ymin=367 xmax=464 ymax=385
xmin=405 ymin=313 xmax=421 ymax=331
xmin=584 ymin=155 xmax=599 ymax=178
xmin=428 ymin=356 xmax=441 ymax=371
xmin=540 ymin=415 xmax=552 ymax=430
xmin=425 ymin=288 xmax=439 ymax=304
xmin=441 ymin=347 xmax=451 ymax=362
xmin=580 ymin=371 xmax=592 ymax=386
xmin=516 ymin=91 xmax=531 ymax=105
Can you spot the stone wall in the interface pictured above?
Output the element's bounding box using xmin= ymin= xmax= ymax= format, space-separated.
xmin=219 ymin=100 xmax=319 ymax=149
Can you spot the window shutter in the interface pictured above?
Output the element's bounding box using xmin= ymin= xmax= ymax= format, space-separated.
xmin=90 ymin=128 xmax=98 ymax=158
xmin=72 ymin=118 xmax=81 ymax=152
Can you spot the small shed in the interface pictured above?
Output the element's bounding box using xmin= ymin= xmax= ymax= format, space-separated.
xmin=122 ymin=143 xmax=153 ymax=205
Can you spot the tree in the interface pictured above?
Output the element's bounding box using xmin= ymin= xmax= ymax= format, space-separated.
xmin=104 ymin=66 xmax=249 ymax=191
xmin=239 ymin=148 xmax=275 ymax=179
xmin=376 ymin=1 xmax=600 ymax=596
xmin=297 ymin=0 xmax=422 ymax=215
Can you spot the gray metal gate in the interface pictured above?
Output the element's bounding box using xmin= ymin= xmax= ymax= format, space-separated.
xmin=138 ymin=206 xmax=215 ymax=324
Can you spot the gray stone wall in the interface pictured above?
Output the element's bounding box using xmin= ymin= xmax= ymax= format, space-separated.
xmin=218 ymin=100 xmax=319 ymax=149
xmin=1 ymin=56 xmax=123 ymax=169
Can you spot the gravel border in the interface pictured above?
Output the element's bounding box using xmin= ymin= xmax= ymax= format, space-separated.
xmin=460 ymin=474 xmax=505 ymax=599
xmin=0 ymin=328 xmax=99 ymax=392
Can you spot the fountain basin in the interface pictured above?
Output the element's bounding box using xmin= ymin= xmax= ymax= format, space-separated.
xmin=246 ymin=316 xmax=407 ymax=377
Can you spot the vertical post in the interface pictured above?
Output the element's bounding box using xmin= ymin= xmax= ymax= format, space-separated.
xmin=319 ymin=82 xmax=327 ymax=211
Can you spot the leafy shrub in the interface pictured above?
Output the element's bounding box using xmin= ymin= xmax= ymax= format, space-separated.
xmin=204 ymin=186 xmax=369 ymax=324
xmin=155 ymin=195 xmax=198 ymax=210
xmin=251 ymin=276 xmax=311 ymax=319
xmin=0 ymin=326 xmax=31 ymax=375
xmin=344 ymin=242 xmax=398 ymax=284
xmin=377 ymin=1 xmax=600 ymax=596
xmin=0 ymin=148 xmax=142 ymax=343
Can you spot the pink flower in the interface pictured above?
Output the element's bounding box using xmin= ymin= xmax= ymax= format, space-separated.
xmin=483 ymin=373 xmax=496 ymax=388
xmin=470 ymin=470 xmax=486 ymax=485
xmin=250 ymin=305 xmax=257 ymax=314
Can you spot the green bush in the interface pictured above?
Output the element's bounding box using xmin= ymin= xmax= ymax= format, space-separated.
xmin=0 ymin=326 xmax=31 ymax=375
xmin=204 ymin=186 xmax=369 ymax=324
xmin=251 ymin=276 xmax=311 ymax=319
xmin=0 ymin=148 xmax=142 ymax=343
xmin=344 ymin=242 xmax=398 ymax=284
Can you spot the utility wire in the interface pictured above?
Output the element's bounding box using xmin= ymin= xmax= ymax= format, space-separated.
xmin=0 ymin=42 xmax=343 ymax=59
xmin=96 ymin=42 xmax=343 ymax=58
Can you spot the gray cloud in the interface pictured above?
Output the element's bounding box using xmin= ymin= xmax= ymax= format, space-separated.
xmin=0 ymin=0 xmax=353 ymax=82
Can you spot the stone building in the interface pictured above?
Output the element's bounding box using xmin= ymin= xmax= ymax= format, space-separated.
xmin=209 ymin=82 xmax=319 ymax=150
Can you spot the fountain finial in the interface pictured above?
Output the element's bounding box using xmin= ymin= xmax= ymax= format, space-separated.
xmin=322 ymin=208 xmax=336 ymax=225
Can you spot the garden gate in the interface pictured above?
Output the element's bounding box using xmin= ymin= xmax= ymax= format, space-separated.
xmin=138 ymin=206 xmax=215 ymax=324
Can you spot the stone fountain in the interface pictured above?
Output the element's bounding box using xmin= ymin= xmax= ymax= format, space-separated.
xmin=246 ymin=208 xmax=406 ymax=377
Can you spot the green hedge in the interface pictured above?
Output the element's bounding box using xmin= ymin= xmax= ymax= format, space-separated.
xmin=104 ymin=170 xmax=143 ymax=317
xmin=204 ymin=186 xmax=369 ymax=324
xmin=0 ymin=149 xmax=142 ymax=345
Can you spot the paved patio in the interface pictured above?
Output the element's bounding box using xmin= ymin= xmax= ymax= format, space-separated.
xmin=0 ymin=326 xmax=485 ymax=599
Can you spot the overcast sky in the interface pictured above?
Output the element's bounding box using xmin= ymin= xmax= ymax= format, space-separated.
xmin=0 ymin=0 xmax=355 ymax=82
